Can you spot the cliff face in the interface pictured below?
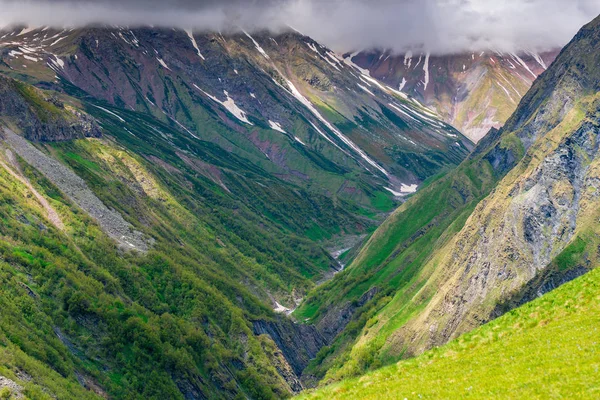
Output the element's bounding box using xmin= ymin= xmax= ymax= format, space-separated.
xmin=0 ymin=76 xmax=100 ymax=141
xmin=395 ymin=100 xmax=600 ymax=355
xmin=371 ymin=14 xmax=600 ymax=359
xmin=253 ymin=317 xmax=327 ymax=378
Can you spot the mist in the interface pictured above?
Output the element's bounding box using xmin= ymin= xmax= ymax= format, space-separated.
xmin=1 ymin=0 xmax=600 ymax=54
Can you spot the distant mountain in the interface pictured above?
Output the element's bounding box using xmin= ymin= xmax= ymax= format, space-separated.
xmin=295 ymin=14 xmax=600 ymax=386
xmin=351 ymin=49 xmax=560 ymax=142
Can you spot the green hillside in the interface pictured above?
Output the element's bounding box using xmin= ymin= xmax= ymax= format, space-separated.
xmin=297 ymin=265 xmax=600 ymax=399
xmin=294 ymin=14 xmax=600 ymax=385
xmin=0 ymin=75 xmax=369 ymax=399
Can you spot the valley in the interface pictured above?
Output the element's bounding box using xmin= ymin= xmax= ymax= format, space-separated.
xmin=0 ymin=5 xmax=598 ymax=400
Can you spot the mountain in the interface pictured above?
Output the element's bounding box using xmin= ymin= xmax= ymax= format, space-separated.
xmin=297 ymin=263 xmax=600 ymax=399
xmin=294 ymin=14 xmax=600 ymax=385
xmin=0 ymin=26 xmax=472 ymax=193
xmin=0 ymin=26 xmax=472 ymax=399
xmin=351 ymin=49 xmax=559 ymax=142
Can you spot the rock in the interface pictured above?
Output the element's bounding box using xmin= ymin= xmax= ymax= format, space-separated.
xmin=253 ymin=316 xmax=327 ymax=377
xmin=2 ymin=128 xmax=151 ymax=251
xmin=0 ymin=376 xmax=24 ymax=399
xmin=0 ymin=75 xmax=101 ymax=142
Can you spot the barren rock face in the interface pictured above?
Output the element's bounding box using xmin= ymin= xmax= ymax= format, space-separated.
xmin=2 ymin=128 xmax=150 ymax=251
xmin=382 ymin=16 xmax=600 ymax=356
xmin=0 ymin=75 xmax=101 ymax=142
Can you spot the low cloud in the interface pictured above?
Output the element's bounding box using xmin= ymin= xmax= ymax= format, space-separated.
xmin=1 ymin=0 xmax=600 ymax=54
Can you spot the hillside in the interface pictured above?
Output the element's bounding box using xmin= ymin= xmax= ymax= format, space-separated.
xmin=297 ymin=262 xmax=600 ymax=399
xmin=0 ymin=25 xmax=481 ymax=399
xmin=0 ymin=26 xmax=472 ymax=194
xmin=351 ymin=49 xmax=559 ymax=142
xmin=294 ymin=14 xmax=600 ymax=386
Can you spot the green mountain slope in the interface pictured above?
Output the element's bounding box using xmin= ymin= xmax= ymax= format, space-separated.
xmin=297 ymin=262 xmax=600 ymax=399
xmin=294 ymin=14 xmax=600 ymax=385
xmin=0 ymin=73 xmax=370 ymax=399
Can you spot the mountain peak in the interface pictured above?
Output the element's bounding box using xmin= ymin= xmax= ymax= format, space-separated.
xmin=351 ymin=48 xmax=561 ymax=142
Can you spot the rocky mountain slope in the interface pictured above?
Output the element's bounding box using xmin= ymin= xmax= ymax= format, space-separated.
xmin=0 ymin=25 xmax=475 ymax=399
xmin=0 ymin=26 xmax=472 ymax=196
xmin=351 ymin=49 xmax=559 ymax=142
xmin=298 ymin=262 xmax=600 ymax=399
xmin=295 ymin=14 xmax=600 ymax=386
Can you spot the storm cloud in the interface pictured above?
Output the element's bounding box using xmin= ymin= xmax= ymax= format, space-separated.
xmin=1 ymin=0 xmax=599 ymax=54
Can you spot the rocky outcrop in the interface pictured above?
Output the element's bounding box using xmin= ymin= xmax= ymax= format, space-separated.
xmin=492 ymin=264 xmax=589 ymax=318
xmin=316 ymin=286 xmax=380 ymax=343
xmin=252 ymin=286 xmax=380 ymax=390
xmin=2 ymin=128 xmax=150 ymax=251
xmin=0 ymin=75 xmax=101 ymax=142
xmin=0 ymin=376 xmax=24 ymax=399
xmin=253 ymin=316 xmax=327 ymax=378
xmin=387 ymin=84 xmax=600 ymax=357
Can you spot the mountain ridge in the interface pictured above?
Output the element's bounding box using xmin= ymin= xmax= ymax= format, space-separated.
xmin=351 ymin=48 xmax=560 ymax=142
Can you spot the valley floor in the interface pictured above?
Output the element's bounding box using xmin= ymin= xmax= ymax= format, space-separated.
xmin=297 ymin=267 xmax=600 ymax=399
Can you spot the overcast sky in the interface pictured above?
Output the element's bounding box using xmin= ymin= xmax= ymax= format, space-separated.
xmin=1 ymin=0 xmax=600 ymax=54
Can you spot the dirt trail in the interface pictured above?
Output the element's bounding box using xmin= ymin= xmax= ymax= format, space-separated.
xmin=0 ymin=148 xmax=65 ymax=230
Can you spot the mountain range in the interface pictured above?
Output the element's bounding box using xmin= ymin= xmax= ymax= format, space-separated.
xmin=0 ymin=25 xmax=471 ymax=399
xmin=351 ymin=49 xmax=559 ymax=142
xmin=294 ymin=13 xmax=600 ymax=391
xmin=0 ymin=12 xmax=598 ymax=400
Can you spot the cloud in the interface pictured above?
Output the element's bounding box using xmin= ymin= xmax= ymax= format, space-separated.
xmin=1 ymin=0 xmax=599 ymax=54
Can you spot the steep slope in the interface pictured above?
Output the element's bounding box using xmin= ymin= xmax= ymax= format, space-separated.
xmin=0 ymin=26 xmax=472 ymax=198
xmin=0 ymin=27 xmax=478 ymax=398
xmin=351 ymin=49 xmax=559 ymax=142
xmin=297 ymin=263 xmax=600 ymax=399
xmin=0 ymin=73 xmax=379 ymax=399
xmin=295 ymin=14 xmax=600 ymax=384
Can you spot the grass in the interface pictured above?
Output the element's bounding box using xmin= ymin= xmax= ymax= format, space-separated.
xmin=294 ymin=76 xmax=600 ymax=384
xmin=297 ymin=266 xmax=600 ymax=399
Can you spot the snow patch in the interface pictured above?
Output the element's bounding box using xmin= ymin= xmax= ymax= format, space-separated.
xmin=23 ymin=55 xmax=39 ymax=62
xmin=357 ymin=84 xmax=375 ymax=96
xmin=268 ymin=120 xmax=286 ymax=133
xmin=511 ymin=53 xmax=537 ymax=78
xmin=285 ymin=79 xmax=388 ymax=176
xmin=186 ymin=29 xmax=205 ymax=60
xmin=404 ymin=51 xmax=413 ymax=68
xmin=157 ymin=57 xmax=171 ymax=71
xmin=530 ymin=51 xmax=547 ymax=69
xmin=496 ymin=81 xmax=515 ymax=104
xmin=196 ymin=86 xmax=253 ymax=125
xmin=244 ymin=31 xmax=269 ymax=59
xmin=385 ymin=183 xmax=418 ymax=196
xmin=398 ymin=77 xmax=407 ymax=91
xmin=274 ymin=302 xmax=291 ymax=314
xmin=94 ymin=105 xmax=125 ymax=123
xmin=294 ymin=136 xmax=306 ymax=145
xmin=423 ymin=52 xmax=431 ymax=91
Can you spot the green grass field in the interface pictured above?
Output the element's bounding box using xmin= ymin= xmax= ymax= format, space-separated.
xmin=297 ymin=267 xmax=600 ymax=399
